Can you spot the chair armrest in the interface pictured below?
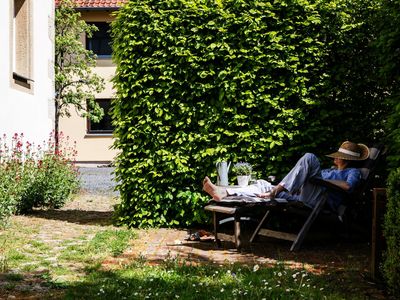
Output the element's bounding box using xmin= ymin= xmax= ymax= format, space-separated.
xmin=309 ymin=177 xmax=349 ymax=194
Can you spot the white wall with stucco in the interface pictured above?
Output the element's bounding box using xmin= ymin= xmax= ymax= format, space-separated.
xmin=0 ymin=0 xmax=54 ymax=146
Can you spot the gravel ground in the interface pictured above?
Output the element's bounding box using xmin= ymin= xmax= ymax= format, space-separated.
xmin=78 ymin=167 xmax=119 ymax=196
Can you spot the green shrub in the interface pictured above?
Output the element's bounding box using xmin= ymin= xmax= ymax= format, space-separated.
xmin=111 ymin=0 xmax=386 ymax=227
xmin=19 ymin=153 xmax=80 ymax=212
xmin=0 ymin=163 xmax=23 ymax=227
xmin=383 ymin=168 xmax=400 ymax=297
xmin=0 ymin=133 xmax=80 ymax=223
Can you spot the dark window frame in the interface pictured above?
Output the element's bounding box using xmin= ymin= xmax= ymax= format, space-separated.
xmin=86 ymin=22 xmax=112 ymax=58
xmin=87 ymin=99 xmax=114 ymax=134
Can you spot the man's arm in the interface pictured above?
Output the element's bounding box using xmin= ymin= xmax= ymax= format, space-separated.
xmin=324 ymin=179 xmax=351 ymax=191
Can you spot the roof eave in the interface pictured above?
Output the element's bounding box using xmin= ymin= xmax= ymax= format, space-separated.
xmin=75 ymin=7 xmax=121 ymax=11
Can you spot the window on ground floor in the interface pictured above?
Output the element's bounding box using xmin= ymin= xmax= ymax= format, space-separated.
xmin=87 ymin=99 xmax=114 ymax=134
xmin=12 ymin=0 xmax=34 ymax=90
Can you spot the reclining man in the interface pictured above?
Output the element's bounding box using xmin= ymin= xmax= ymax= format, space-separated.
xmin=203 ymin=141 xmax=369 ymax=212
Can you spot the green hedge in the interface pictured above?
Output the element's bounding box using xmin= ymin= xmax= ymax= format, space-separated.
xmin=383 ymin=169 xmax=400 ymax=297
xmin=111 ymin=0 xmax=386 ymax=227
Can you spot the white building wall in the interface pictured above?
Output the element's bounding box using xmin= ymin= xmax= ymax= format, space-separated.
xmin=0 ymin=0 xmax=54 ymax=146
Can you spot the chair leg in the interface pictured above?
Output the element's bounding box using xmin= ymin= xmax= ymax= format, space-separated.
xmin=212 ymin=212 xmax=221 ymax=247
xmin=290 ymin=195 xmax=327 ymax=251
xmin=250 ymin=210 xmax=270 ymax=243
xmin=234 ymin=213 xmax=241 ymax=249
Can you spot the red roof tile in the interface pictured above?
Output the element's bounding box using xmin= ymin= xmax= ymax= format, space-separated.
xmin=55 ymin=0 xmax=127 ymax=9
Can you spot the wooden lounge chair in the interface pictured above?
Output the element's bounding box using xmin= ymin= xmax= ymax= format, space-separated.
xmin=204 ymin=144 xmax=385 ymax=251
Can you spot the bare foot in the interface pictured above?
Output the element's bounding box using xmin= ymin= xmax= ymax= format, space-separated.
xmin=202 ymin=176 xmax=227 ymax=201
xmin=256 ymin=184 xmax=285 ymax=199
xmin=256 ymin=192 xmax=273 ymax=198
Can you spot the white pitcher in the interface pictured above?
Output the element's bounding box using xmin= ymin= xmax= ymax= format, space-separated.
xmin=216 ymin=161 xmax=231 ymax=186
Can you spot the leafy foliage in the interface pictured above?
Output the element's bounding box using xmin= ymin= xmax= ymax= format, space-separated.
xmin=55 ymin=0 xmax=105 ymax=144
xmin=373 ymin=0 xmax=400 ymax=168
xmin=375 ymin=1 xmax=400 ymax=295
xmin=383 ymin=168 xmax=400 ymax=298
xmin=0 ymin=133 xmax=80 ymax=226
xmin=232 ymin=162 xmax=252 ymax=176
xmin=111 ymin=0 xmax=386 ymax=227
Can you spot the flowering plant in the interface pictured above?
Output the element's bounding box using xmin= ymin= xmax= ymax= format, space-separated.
xmin=0 ymin=132 xmax=79 ymax=226
xmin=232 ymin=162 xmax=252 ymax=176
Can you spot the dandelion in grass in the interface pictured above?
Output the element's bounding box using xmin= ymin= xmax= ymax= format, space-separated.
xmin=253 ymin=264 xmax=260 ymax=272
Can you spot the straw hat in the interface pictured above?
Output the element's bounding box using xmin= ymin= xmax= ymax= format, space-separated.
xmin=326 ymin=141 xmax=370 ymax=161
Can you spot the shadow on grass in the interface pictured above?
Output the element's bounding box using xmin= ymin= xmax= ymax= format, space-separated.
xmin=27 ymin=209 xmax=114 ymax=226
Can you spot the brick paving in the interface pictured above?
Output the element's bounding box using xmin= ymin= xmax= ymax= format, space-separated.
xmin=117 ymin=225 xmax=373 ymax=275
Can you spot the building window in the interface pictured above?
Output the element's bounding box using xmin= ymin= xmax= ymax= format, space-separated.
xmin=87 ymin=99 xmax=114 ymax=134
xmin=13 ymin=0 xmax=33 ymax=89
xmin=86 ymin=22 xmax=112 ymax=57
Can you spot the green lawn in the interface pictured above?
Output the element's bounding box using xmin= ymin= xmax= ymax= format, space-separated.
xmin=0 ymin=214 xmax=387 ymax=299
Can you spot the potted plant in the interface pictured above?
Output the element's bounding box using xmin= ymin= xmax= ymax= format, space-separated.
xmin=232 ymin=162 xmax=252 ymax=186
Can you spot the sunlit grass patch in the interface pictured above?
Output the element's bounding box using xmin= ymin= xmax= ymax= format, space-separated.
xmin=63 ymin=259 xmax=364 ymax=300
xmin=6 ymin=249 xmax=28 ymax=262
xmin=57 ymin=229 xmax=136 ymax=264
xmin=29 ymin=240 xmax=52 ymax=251
xmin=88 ymin=229 xmax=136 ymax=256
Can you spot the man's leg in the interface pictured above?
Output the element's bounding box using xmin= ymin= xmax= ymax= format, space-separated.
xmin=270 ymin=153 xmax=325 ymax=207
